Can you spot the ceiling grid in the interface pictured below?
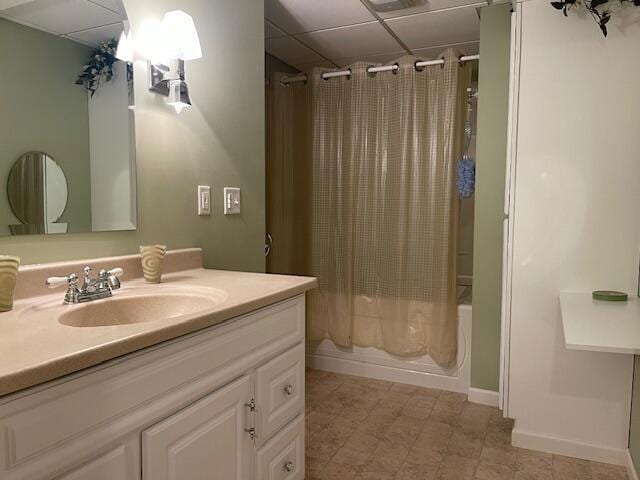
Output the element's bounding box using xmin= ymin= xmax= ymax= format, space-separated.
xmin=265 ymin=0 xmax=484 ymax=71
xmin=0 ymin=0 xmax=126 ymax=46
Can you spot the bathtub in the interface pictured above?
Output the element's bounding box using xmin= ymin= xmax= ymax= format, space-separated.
xmin=306 ymin=300 xmax=473 ymax=394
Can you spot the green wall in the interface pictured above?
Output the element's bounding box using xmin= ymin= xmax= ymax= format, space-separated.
xmin=0 ymin=0 xmax=265 ymax=273
xmin=0 ymin=19 xmax=92 ymax=234
xmin=471 ymin=3 xmax=512 ymax=391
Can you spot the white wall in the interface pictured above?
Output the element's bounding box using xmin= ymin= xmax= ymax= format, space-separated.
xmin=88 ymin=61 xmax=137 ymax=231
xmin=508 ymin=0 xmax=640 ymax=464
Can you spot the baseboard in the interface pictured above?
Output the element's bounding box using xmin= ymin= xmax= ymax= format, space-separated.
xmin=468 ymin=387 xmax=499 ymax=407
xmin=627 ymin=450 xmax=639 ymax=480
xmin=512 ymin=428 xmax=627 ymax=466
xmin=306 ymin=354 xmax=469 ymax=393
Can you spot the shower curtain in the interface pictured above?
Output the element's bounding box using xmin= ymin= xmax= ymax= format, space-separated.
xmin=266 ymin=50 xmax=470 ymax=366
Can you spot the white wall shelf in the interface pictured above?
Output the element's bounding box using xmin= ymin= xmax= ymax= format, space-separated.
xmin=560 ymin=292 xmax=640 ymax=355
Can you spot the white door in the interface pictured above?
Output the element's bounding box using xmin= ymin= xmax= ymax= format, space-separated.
xmin=56 ymin=444 xmax=137 ymax=480
xmin=142 ymin=375 xmax=254 ymax=480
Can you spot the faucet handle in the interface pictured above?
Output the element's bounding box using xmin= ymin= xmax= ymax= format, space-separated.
xmin=46 ymin=273 xmax=78 ymax=288
xmin=108 ymin=267 xmax=123 ymax=278
xmin=105 ymin=267 xmax=123 ymax=290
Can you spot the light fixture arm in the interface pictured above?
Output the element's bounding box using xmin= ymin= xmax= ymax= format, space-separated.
xmin=148 ymin=59 xmax=185 ymax=95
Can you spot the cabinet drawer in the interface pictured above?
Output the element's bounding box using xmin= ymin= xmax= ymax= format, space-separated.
xmin=256 ymin=415 xmax=304 ymax=480
xmin=256 ymin=343 xmax=304 ymax=442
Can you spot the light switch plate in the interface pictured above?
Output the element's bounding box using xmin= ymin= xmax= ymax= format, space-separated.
xmin=198 ymin=185 xmax=211 ymax=215
xmin=223 ymin=187 xmax=241 ymax=215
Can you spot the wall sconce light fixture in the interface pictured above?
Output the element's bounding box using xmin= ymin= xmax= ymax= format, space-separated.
xmin=118 ymin=10 xmax=202 ymax=114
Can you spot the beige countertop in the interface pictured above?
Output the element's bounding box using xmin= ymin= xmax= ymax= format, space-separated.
xmin=0 ymin=261 xmax=316 ymax=397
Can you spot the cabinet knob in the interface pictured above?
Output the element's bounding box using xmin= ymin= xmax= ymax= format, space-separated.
xmin=284 ymin=461 xmax=294 ymax=472
xmin=284 ymin=384 xmax=294 ymax=396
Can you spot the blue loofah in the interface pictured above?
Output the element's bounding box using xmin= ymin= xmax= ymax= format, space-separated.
xmin=457 ymin=157 xmax=475 ymax=198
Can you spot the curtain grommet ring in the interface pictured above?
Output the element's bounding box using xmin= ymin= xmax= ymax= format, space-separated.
xmin=346 ymin=67 xmax=352 ymax=80
xmin=392 ymin=62 xmax=400 ymax=75
xmin=458 ymin=55 xmax=467 ymax=67
xmin=414 ymin=60 xmax=425 ymax=72
xmin=440 ymin=56 xmax=445 ymax=69
xmin=367 ymin=65 xmax=377 ymax=78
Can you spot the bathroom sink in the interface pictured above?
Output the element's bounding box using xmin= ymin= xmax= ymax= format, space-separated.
xmin=57 ymin=289 xmax=226 ymax=328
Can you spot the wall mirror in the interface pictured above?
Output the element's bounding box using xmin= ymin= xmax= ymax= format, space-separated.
xmin=7 ymin=152 xmax=68 ymax=235
xmin=0 ymin=0 xmax=136 ymax=236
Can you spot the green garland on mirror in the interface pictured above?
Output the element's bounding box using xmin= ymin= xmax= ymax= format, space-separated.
xmin=76 ymin=38 xmax=131 ymax=97
xmin=551 ymin=0 xmax=640 ymax=36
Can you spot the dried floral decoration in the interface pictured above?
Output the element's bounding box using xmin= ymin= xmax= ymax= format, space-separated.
xmin=550 ymin=0 xmax=640 ymax=36
xmin=76 ymin=38 xmax=131 ymax=96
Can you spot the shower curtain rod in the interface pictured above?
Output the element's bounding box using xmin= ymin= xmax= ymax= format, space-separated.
xmin=281 ymin=54 xmax=480 ymax=85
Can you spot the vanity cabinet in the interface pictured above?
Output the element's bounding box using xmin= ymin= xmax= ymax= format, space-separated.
xmin=0 ymin=295 xmax=306 ymax=480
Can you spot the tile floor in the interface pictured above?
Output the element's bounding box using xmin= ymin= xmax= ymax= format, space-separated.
xmin=304 ymin=369 xmax=629 ymax=480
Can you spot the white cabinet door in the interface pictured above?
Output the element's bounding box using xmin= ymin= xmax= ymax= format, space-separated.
xmin=142 ymin=375 xmax=254 ymax=480
xmin=56 ymin=445 xmax=137 ymax=480
xmin=255 ymin=344 xmax=304 ymax=442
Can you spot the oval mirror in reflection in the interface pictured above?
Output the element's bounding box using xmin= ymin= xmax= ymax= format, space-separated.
xmin=7 ymin=152 xmax=68 ymax=235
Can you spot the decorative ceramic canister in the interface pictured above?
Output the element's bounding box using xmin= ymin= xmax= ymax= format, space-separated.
xmin=0 ymin=255 xmax=20 ymax=312
xmin=139 ymin=245 xmax=167 ymax=283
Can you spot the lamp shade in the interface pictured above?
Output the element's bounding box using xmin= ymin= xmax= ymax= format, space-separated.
xmin=135 ymin=19 xmax=169 ymax=64
xmin=163 ymin=10 xmax=202 ymax=61
xmin=115 ymin=30 xmax=134 ymax=62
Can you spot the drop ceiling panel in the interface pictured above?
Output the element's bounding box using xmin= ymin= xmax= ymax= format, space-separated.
xmin=375 ymin=0 xmax=484 ymax=18
xmin=0 ymin=0 xmax=35 ymax=10
xmin=265 ymin=19 xmax=286 ymax=39
xmin=265 ymin=36 xmax=330 ymax=70
xmin=264 ymin=0 xmax=375 ymax=34
xmin=87 ymin=0 xmax=124 ymax=17
xmin=385 ymin=6 xmax=480 ymax=49
xmin=296 ymin=22 xmax=402 ymax=63
xmin=1 ymin=0 xmax=121 ymax=34
xmin=67 ymin=21 xmax=123 ymax=45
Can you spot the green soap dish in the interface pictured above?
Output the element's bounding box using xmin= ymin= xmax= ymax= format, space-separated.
xmin=592 ymin=290 xmax=628 ymax=302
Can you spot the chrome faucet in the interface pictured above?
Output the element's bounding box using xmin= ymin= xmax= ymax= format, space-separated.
xmin=46 ymin=266 xmax=124 ymax=304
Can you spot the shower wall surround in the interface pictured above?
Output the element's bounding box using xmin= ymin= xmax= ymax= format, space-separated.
xmin=0 ymin=0 xmax=265 ymax=272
